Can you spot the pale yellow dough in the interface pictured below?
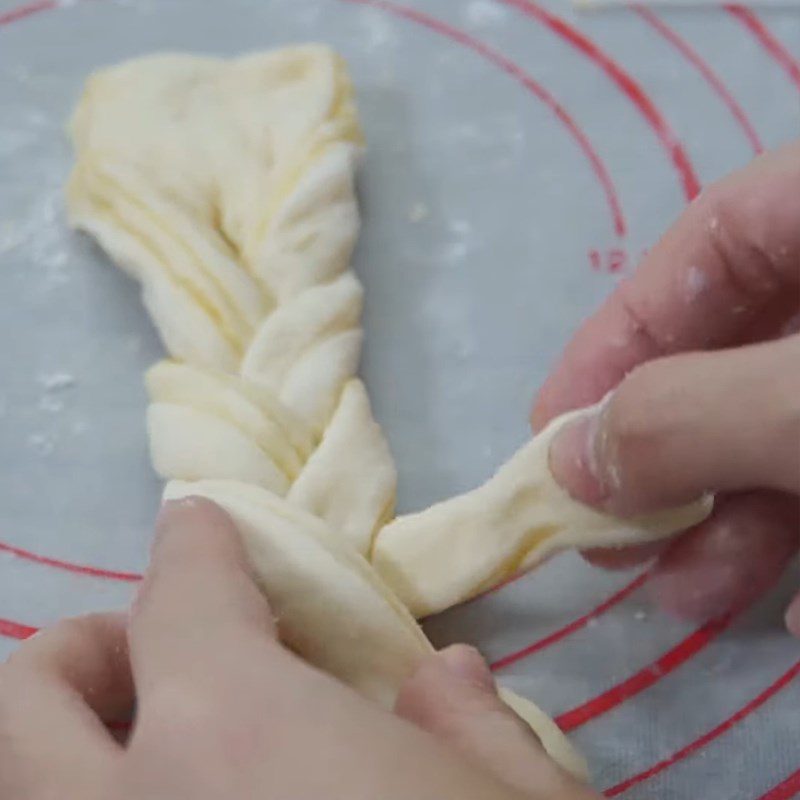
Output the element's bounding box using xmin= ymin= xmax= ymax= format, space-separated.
xmin=68 ymin=46 xmax=713 ymax=786
xmin=373 ymin=402 xmax=713 ymax=617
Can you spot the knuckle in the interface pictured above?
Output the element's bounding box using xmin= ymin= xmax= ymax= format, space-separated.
xmin=698 ymin=183 xmax=784 ymax=295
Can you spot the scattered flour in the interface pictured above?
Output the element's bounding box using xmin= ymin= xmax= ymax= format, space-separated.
xmin=465 ymin=0 xmax=507 ymax=25
xmin=685 ymin=265 xmax=708 ymax=300
xmin=408 ymin=202 xmax=429 ymax=223
xmin=37 ymin=371 xmax=75 ymax=391
xmin=361 ymin=11 xmax=396 ymax=52
xmin=70 ymin=419 xmax=89 ymax=436
xmin=35 ymin=372 xmax=76 ymax=416
xmin=1 ymin=188 xmax=72 ymax=292
xmin=38 ymin=395 xmax=65 ymax=413
xmin=27 ymin=432 xmax=55 ymax=456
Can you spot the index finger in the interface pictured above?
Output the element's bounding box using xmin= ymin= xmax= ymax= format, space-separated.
xmin=532 ymin=140 xmax=800 ymax=429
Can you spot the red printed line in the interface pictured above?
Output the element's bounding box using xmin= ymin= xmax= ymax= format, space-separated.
xmin=489 ymin=572 xmax=649 ymax=671
xmin=555 ymin=611 xmax=734 ymax=732
xmin=0 ymin=540 xmax=142 ymax=582
xmin=499 ymin=0 xmax=701 ymax=202
xmin=340 ymin=0 xmax=626 ymax=237
xmin=0 ymin=617 xmax=38 ymax=640
xmin=604 ymin=658 xmax=800 ymax=796
xmin=757 ymin=767 xmax=800 ymax=800
xmin=634 ymin=6 xmax=762 ymax=154
xmin=725 ymin=5 xmax=800 ymax=92
xmin=0 ymin=0 xmax=55 ymax=26
xmin=4 ymin=0 xmax=627 ymax=237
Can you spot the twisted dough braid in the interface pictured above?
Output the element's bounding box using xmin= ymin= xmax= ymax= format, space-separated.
xmin=67 ymin=46 xmax=712 ymax=780
xmin=66 ymin=47 xmax=592 ymax=779
xmin=68 ymin=48 xmax=395 ymax=560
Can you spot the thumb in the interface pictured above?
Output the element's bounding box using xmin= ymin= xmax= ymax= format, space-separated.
xmin=548 ymin=334 xmax=800 ymax=517
xmin=395 ymin=646 xmax=597 ymax=799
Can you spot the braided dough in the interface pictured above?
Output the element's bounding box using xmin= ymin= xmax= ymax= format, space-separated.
xmin=67 ymin=47 xmax=712 ymax=783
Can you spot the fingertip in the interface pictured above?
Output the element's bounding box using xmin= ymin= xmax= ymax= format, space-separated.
xmin=437 ymin=645 xmax=496 ymax=693
xmin=549 ymin=415 xmax=608 ymax=508
xmin=155 ymin=495 xmax=233 ymax=541
xmin=395 ymin=646 xmax=497 ymax=728
xmin=152 ymin=495 xmax=246 ymax=568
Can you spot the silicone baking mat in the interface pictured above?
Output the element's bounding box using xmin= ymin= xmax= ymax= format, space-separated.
xmin=1 ymin=0 xmax=799 ymax=796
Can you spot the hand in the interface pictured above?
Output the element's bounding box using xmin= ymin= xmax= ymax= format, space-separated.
xmin=534 ymin=141 xmax=800 ymax=633
xmin=0 ymin=498 xmax=596 ymax=800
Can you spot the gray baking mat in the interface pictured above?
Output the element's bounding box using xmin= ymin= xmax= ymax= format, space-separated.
xmin=1 ymin=1 xmax=799 ymax=796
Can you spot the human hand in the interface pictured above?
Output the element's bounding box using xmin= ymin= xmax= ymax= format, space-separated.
xmin=0 ymin=498 xmax=596 ymax=800
xmin=534 ymin=141 xmax=800 ymax=632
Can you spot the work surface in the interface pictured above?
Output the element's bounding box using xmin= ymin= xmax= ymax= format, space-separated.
xmin=0 ymin=0 xmax=799 ymax=796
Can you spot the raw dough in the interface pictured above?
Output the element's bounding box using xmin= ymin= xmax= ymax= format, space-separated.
xmin=68 ymin=46 xmax=713 ymax=784
xmin=68 ymin=47 xmax=396 ymax=556
xmin=163 ymin=479 xmax=589 ymax=779
xmin=373 ymin=402 xmax=713 ymax=617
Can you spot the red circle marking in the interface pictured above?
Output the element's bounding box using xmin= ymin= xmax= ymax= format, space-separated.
xmin=0 ymin=540 xmax=142 ymax=581
xmin=725 ymin=4 xmax=800 ymax=92
xmin=0 ymin=0 xmax=628 ymax=238
xmin=487 ymin=571 xmax=650 ymax=670
xmin=757 ymin=767 xmax=800 ymax=800
xmin=604 ymin=658 xmax=800 ymax=796
xmin=634 ymin=5 xmax=763 ymax=155
xmin=0 ymin=8 xmax=788 ymax=791
xmin=0 ymin=617 xmax=38 ymax=640
xmin=0 ymin=0 xmax=55 ymax=26
xmin=554 ymin=611 xmax=735 ymax=731
xmin=339 ymin=0 xmax=626 ymax=236
xmin=499 ymin=0 xmax=702 ymax=202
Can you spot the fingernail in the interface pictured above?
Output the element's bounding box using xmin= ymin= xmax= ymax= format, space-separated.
xmin=438 ymin=645 xmax=496 ymax=693
xmin=548 ymin=409 xmax=610 ymax=509
xmin=152 ymin=496 xmax=199 ymax=555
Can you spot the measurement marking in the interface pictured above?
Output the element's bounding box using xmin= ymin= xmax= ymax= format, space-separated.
xmin=604 ymin=658 xmax=800 ymax=796
xmin=0 ymin=0 xmax=56 ymax=26
xmin=341 ymin=0 xmax=626 ymax=236
xmin=499 ymin=0 xmax=702 ymax=201
xmin=555 ymin=611 xmax=734 ymax=731
xmin=634 ymin=5 xmax=763 ymax=153
xmin=725 ymin=4 xmax=800 ymax=91
xmin=489 ymin=571 xmax=650 ymax=669
xmin=755 ymin=767 xmax=800 ymax=800
xmin=0 ymin=540 xmax=142 ymax=582
xmin=0 ymin=617 xmax=38 ymax=640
